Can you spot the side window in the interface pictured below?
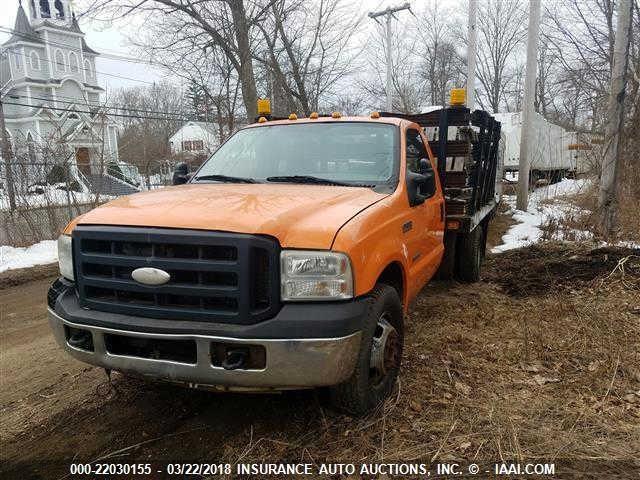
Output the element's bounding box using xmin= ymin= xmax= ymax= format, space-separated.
xmin=405 ymin=128 xmax=432 ymax=174
xmin=405 ymin=128 xmax=437 ymax=201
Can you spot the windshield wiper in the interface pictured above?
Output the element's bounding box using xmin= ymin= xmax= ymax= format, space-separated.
xmin=194 ymin=174 xmax=257 ymax=184
xmin=266 ymin=175 xmax=355 ymax=187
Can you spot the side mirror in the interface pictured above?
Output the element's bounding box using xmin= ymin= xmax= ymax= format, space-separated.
xmin=407 ymin=171 xmax=427 ymax=207
xmin=173 ymin=162 xmax=189 ymax=185
xmin=407 ymin=169 xmax=436 ymax=207
xmin=418 ymin=158 xmax=437 ymax=199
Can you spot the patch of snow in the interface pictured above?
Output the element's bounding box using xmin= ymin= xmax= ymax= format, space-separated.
xmin=0 ymin=187 xmax=114 ymax=211
xmin=0 ymin=240 xmax=58 ymax=273
xmin=492 ymin=178 xmax=591 ymax=253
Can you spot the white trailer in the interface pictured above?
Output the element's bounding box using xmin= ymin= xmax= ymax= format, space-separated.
xmin=493 ymin=112 xmax=576 ymax=181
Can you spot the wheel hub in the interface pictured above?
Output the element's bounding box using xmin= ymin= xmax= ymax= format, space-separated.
xmin=370 ymin=313 xmax=400 ymax=383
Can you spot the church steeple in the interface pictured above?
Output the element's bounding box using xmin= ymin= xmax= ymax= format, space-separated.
xmin=29 ymin=0 xmax=73 ymax=28
xmin=2 ymin=1 xmax=43 ymax=46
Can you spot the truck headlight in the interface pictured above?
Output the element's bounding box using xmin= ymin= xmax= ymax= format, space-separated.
xmin=280 ymin=250 xmax=353 ymax=301
xmin=57 ymin=234 xmax=74 ymax=281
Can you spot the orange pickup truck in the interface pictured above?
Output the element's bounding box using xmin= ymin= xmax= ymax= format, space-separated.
xmin=48 ymin=96 xmax=502 ymax=414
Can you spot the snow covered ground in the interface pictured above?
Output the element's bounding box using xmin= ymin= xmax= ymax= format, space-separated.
xmin=0 ymin=187 xmax=114 ymax=211
xmin=0 ymin=240 xmax=58 ymax=273
xmin=492 ymin=178 xmax=591 ymax=253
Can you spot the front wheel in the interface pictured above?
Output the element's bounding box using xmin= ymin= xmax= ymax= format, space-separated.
xmin=328 ymin=284 xmax=403 ymax=416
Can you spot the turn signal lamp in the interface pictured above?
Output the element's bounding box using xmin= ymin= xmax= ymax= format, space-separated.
xmin=370 ymin=111 xmax=380 ymax=119
xmin=257 ymin=98 xmax=271 ymax=115
xmin=288 ymin=113 xmax=298 ymax=120
xmin=258 ymin=116 xmax=267 ymax=123
xmin=310 ymin=112 xmax=319 ymax=119
xmin=449 ymin=88 xmax=466 ymax=106
xmin=331 ymin=111 xmax=342 ymax=119
xmin=447 ymin=220 xmax=460 ymax=230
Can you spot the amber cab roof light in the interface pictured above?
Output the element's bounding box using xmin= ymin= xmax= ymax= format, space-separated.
xmin=449 ymin=88 xmax=466 ymax=106
xmin=257 ymin=98 xmax=271 ymax=116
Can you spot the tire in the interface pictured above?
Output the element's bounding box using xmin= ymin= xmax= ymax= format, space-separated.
xmin=455 ymin=225 xmax=484 ymax=282
xmin=436 ymin=231 xmax=457 ymax=280
xmin=328 ymin=284 xmax=403 ymax=416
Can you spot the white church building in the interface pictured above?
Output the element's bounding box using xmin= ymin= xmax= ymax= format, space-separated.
xmin=1 ymin=0 xmax=138 ymax=196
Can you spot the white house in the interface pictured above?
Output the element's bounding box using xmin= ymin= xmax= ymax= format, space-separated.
xmin=169 ymin=121 xmax=220 ymax=156
xmin=1 ymin=0 xmax=138 ymax=196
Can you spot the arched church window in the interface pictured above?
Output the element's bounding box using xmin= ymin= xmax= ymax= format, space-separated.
xmin=29 ymin=51 xmax=41 ymax=70
xmin=39 ymin=0 xmax=51 ymax=18
xmin=84 ymin=59 xmax=93 ymax=79
xmin=69 ymin=52 xmax=79 ymax=73
xmin=30 ymin=0 xmax=37 ymax=18
xmin=55 ymin=49 xmax=66 ymax=71
xmin=54 ymin=0 xmax=65 ymax=19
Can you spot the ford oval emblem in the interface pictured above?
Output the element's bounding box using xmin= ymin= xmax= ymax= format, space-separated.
xmin=131 ymin=267 xmax=170 ymax=286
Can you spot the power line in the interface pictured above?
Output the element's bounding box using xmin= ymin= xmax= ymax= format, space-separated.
xmin=8 ymin=92 xmax=190 ymax=118
xmin=2 ymin=73 xmax=186 ymax=116
xmin=0 ymin=25 xmax=167 ymax=68
xmin=3 ymin=99 xmax=195 ymax=122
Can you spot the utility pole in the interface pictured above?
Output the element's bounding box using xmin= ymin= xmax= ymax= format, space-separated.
xmin=516 ymin=0 xmax=541 ymax=211
xmin=369 ymin=2 xmax=411 ymax=112
xmin=598 ymin=0 xmax=633 ymax=239
xmin=0 ymin=98 xmax=17 ymax=211
xmin=466 ymin=0 xmax=478 ymax=111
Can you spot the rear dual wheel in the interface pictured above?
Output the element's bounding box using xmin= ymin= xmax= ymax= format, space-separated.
xmin=328 ymin=284 xmax=403 ymax=416
xmin=455 ymin=222 xmax=487 ymax=282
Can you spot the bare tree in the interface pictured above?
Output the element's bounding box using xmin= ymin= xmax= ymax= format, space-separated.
xmin=90 ymin=0 xmax=275 ymax=119
xmin=89 ymin=0 xmax=361 ymax=120
xmin=474 ymin=0 xmax=527 ymax=112
xmin=110 ymin=81 xmax=188 ymax=186
xmin=417 ymin=1 xmax=465 ymax=106
xmin=359 ymin=17 xmax=426 ymax=113
xmin=254 ymin=0 xmax=362 ymax=116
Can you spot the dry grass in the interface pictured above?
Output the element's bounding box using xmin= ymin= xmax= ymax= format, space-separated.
xmin=207 ymin=243 xmax=640 ymax=475
xmin=539 ymin=179 xmax=640 ymax=246
xmin=2 ymin=243 xmax=638 ymax=479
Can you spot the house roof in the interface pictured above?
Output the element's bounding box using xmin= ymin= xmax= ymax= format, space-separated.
xmin=192 ymin=121 xmax=218 ymax=136
xmin=171 ymin=121 xmax=219 ymax=140
xmin=3 ymin=3 xmax=43 ymax=46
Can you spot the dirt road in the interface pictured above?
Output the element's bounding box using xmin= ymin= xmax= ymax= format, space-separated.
xmin=1 ymin=243 xmax=639 ymax=479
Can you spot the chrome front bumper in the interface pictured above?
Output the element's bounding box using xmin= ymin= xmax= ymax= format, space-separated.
xmin=48 ymin=308 xmax=361 ymax=390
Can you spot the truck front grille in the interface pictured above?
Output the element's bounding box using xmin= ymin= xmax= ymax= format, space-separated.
xmin=73 ymin=226 xmax=280 ymax=324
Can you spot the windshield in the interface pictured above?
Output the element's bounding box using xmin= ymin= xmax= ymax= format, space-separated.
xmin=194 ymin=122 xmax=399 ymax=186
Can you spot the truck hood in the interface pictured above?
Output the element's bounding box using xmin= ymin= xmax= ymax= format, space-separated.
xmin=73 ymin=184 xmax=388 ymax=249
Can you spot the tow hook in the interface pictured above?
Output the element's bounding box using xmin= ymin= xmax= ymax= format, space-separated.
xmin=222 ymin=348 xmax=248 ymax=370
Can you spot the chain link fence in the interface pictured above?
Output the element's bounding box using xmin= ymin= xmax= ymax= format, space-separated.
xmin=1 ymin=155 xmax=179 ymax=247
